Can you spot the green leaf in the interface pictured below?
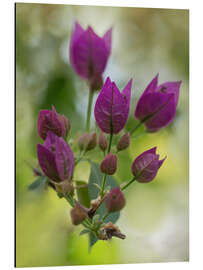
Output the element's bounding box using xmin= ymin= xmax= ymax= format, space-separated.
xmin=28 ymin=176 xmax=47 ymax=191
xmin=79 ymin=229 xmax=90 ymax=236
xmin=75 ymin=181 xmax=90 ymax=208
xmin=88 ymin=162 xmax=120 ymax=224
xmin=88 ymin=231 xmax=98 ymax=252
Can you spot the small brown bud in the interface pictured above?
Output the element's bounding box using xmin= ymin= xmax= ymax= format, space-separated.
xmin=59 ymin=115 xmax=71 ymax=138
xmin=117 ymin=133 xmax=130 ymax=152
xmin=98 ymin=132 xmax=108 ymax=152
xmin=100 ymin=153 xmax=117 ymax=175
xmin=105 ymin=187 xmax=126 ymax=213
xmin=86 ymin=132 xmax=97 ymax=151
xmin=70 ymin=202 xmax=88 ymax=225
xmin=78 ymin=133 xmax=89 ymax=151
xmin=78 ymin=132 xmax=97 ymax=152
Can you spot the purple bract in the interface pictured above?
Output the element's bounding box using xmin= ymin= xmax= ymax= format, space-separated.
xmin=131 ymin=147 xmax=166 ymax=183
xmin=94 ymin=77 xmax=132 ymax=134
xmin=38 ymin=106 xmax=70 ymax=140
xmin=70 ymin=22 xmax=112 ymax=90
xmin=135 ymin=74 xmax=181 ymax=132
xmin=37 ymin=131 xmax=74 ymax=182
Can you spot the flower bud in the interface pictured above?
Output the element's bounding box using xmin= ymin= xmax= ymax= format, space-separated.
xmin=105 ymin=187 xmax=126 ymax=213
xmin=135 ymin=74 xmax=181 ymax=132
xmin=37 ymin=131 xmax=74 ymax=183
xmin=59 ymin=115 xmax=71 ymax=138
xmin=100 ymin=153 xmax=117 ymax=175
xmin=116 ymin=133 xmax=130 ymax=152
xmin=38 ymin=106 xmax=71 ymax=140
xmin=94 ymin=77 xmax=132 ymax=134
xmin=98 ymin=132 xmax=108 ymax=152
xmin=86 ymin=132 xmax=97 ymax=151
xmin=70 ymin=202 xmax=88 ymax=225
xmin=78 ymin=133 xmax=89 ymax=151
xmin=70 ymin=22 xmax=112 ymax=91
xmin=131 ymin=147 xmax=166 ymax=183
xmin=78 ymin=132 xmax=97 ymax=152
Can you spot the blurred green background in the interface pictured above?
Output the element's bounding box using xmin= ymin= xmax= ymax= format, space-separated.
xmin=16 ymin=3 xmax=189 ymax=267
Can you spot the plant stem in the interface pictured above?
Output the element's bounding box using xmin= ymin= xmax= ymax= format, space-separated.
xmin=100 ymin=132 xmax=113 ymax=197
xmin=121 ymin=177 xmax=136 ymax=191
xmin=130 ymin=121 xmax=143 ymax=136
xmin=86 ymin=90 xmax=94 ymax=132
xmin=100 ymin=174 xmax=107 ymax=198
xmin=74 ymin=150 xmax=85 ymax=166
xmin=107 ymin=132 xmax=113 ymax=153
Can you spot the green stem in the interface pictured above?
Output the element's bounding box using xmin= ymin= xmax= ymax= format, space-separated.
xmin=100 ymin=174 xmax=107 ymax=198
xmin=100 ymin=132 xmax=113 ymax=197
xmin=107 ymin=132 xmax=113 ymax=153
xmin=74 ymin=150 xmax=85 ymax=166
xmin=121 ymin=177 xmax=136 ymax=191
xmin=86 ymin=90 xmax=94 ymax=132
xmin=130 ymin=121 xmax=143 ymax=136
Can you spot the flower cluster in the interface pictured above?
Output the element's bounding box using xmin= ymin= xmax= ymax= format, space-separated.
xmin=31 ymin=22 xmax=181 ymax=249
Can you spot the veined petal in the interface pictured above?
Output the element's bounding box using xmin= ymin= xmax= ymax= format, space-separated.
xmin=131 ymin=147 xmax=165 ymax=183
xmin=135 ymin=92 xmax=175 ymax=121
xmin=37 ymin=110 xmax=50 ymax=140
xmin=144 ymin=94 xmax=176 ymax=132
xmin=103 ymin=28 xmax=112 ymax=55
xmin=70 ymin=23 xmax=111 ymax=81
xmin=37 ymin=144 xmax=59 ymax=182
xmin=44 ymin=131 xmax=57 ymax=151
xmin=94 ymin=77 xmax=131 ymax=134
xmin=157 ymin=81 xmax=181 ymax=107
xmin=122 ymin=78 xmax=133 ymax=109
xmin=145 ymin=74 xmax=159 ymax=93
xmin=55 ymin=137 xmax=74 ymax=181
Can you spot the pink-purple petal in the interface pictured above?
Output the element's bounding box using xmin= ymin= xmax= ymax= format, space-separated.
xmin=37 ymin=144 xmax=59 ymax=182
xmin=94 ymin=77 xmax=132 ymax=134
xmin=131 ymin=147 xmax=165 ymax=183
xmin=55 ymin=137 xmax=74 ymax=181
xmin=144 ymin=94 xmax=176 ymax=132
xmin=70 ymin=22 xmax=111 ymax=82
xmin=103 ymin=28 xmax=112 ymax=55
xmin=145 ymin=74 xmax=159 ymax=94
xmin=157 ymin=81 xmax=181 ymax=106
xmin=122 ymin=78 xmax=133 ymax=108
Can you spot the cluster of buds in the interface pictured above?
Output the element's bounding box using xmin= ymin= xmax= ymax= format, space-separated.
xmin=38 ymin=106 xmax=71 ymax=140
xmin=32 ymin=21 xmax=182 ymax=249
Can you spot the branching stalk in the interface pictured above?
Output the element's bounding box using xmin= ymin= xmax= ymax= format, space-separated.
xmin=86 ymin=89 xmax=94 ymax=132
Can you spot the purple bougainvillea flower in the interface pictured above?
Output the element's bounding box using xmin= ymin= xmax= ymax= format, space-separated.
xmin=131 ymin=147 xmax=166 ymax=183
xmin=70 ymin=22 xmax=112 ymax=90
xmin=135 ymin=74 xmax=182 ymax=132
xmin=94 ymin=77 xmax=132 ymax=134
xmin=37 ymin=131 xmax=74 ymax=182
xmin=38 ymin=106 xmax=71 ymax=140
